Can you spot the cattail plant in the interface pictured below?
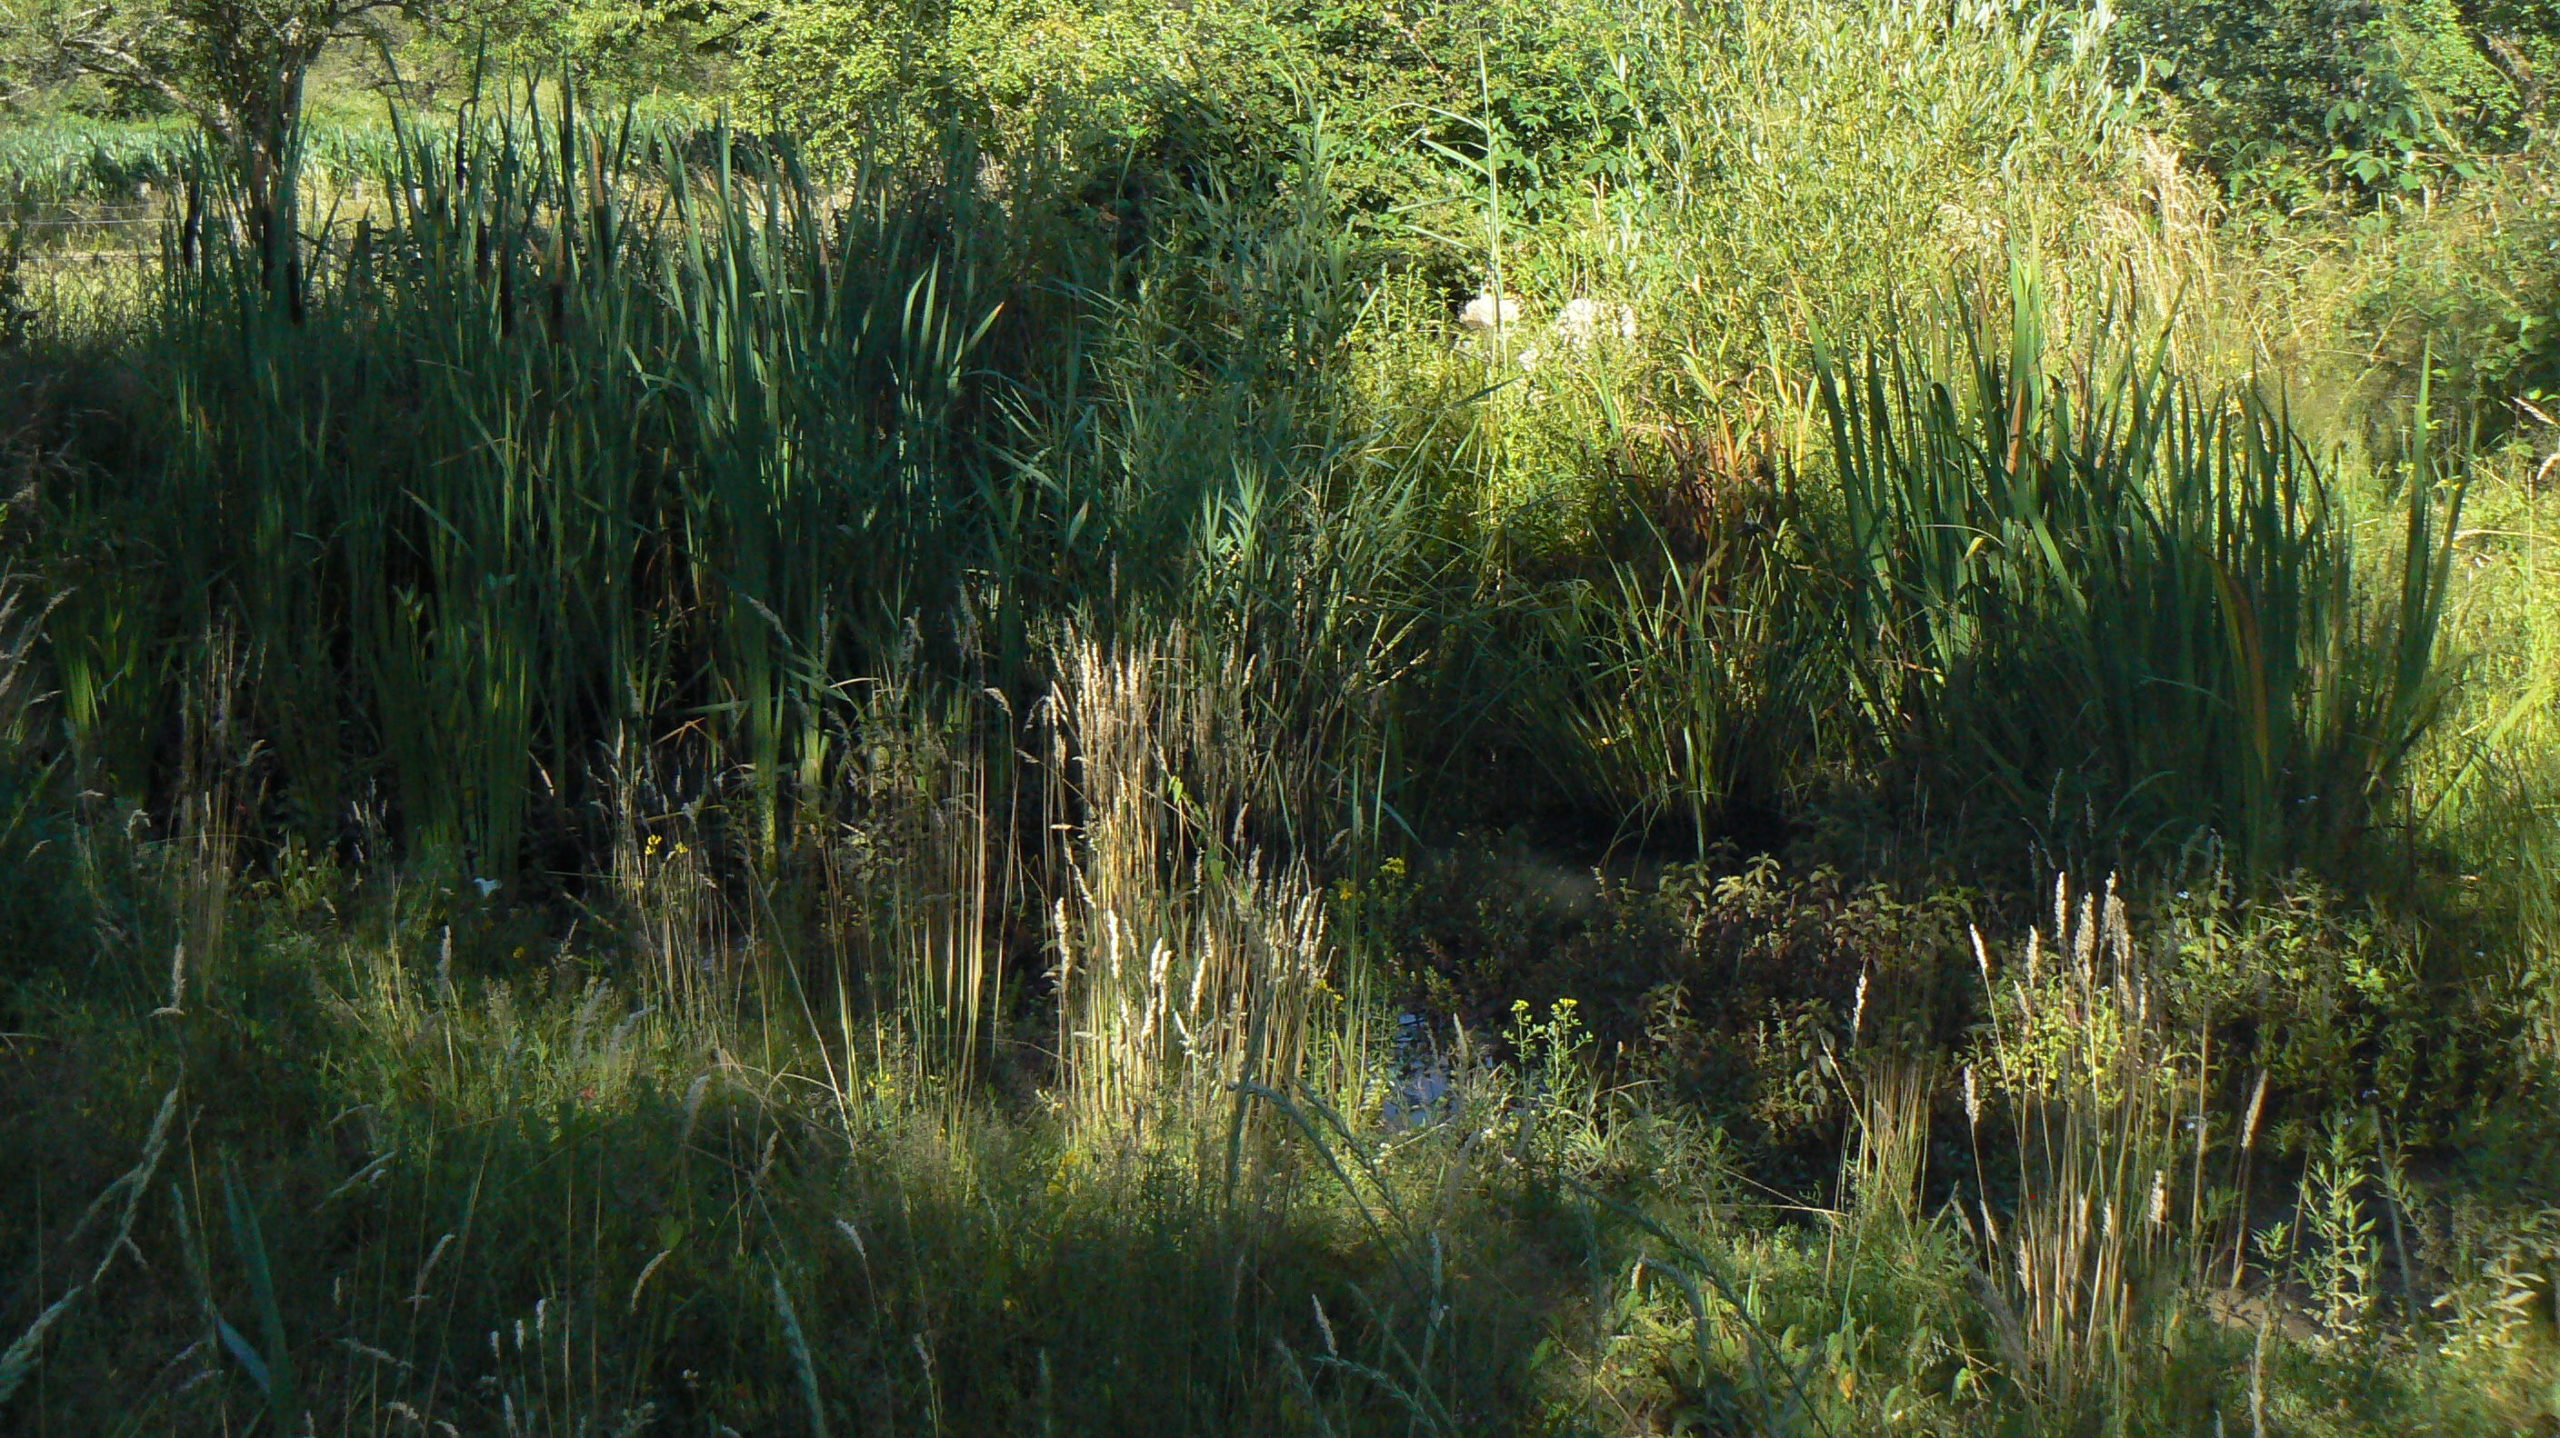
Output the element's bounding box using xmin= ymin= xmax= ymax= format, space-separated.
xmin=50 ymin=91 xmax=1007 ymax=878
xmin=1819 ymin=263 xmax=2464 ymax=871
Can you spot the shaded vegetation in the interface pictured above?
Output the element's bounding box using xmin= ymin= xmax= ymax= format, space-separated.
xmin=1 ymin=0 xmax=2559 ymax=1433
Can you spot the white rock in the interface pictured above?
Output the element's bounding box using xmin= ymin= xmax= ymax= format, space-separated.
xmin=1459 ymin=291 xmax=1524 ymax=331
xmin=1551 ymin=297 xmax=1638 ymax=348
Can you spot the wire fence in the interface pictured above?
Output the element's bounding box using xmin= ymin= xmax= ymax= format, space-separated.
xmin=6 ymin=210 xmax=163 ymax=257
xmin=7 ymin=216 xmax=159 ymax=231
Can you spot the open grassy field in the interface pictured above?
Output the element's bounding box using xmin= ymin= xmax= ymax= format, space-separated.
xmin=3 ymin=1 xmax=2559 ymax=1432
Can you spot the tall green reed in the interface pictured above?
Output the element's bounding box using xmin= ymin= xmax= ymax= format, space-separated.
xmin=50 ymin=93 xmax=1007 ymax=877
xmin=1819 ymin=264 xmax=2464 ymax=870
xmin=26 ymin=84 xmax=1457 ymax=1151
xmin=1547 ymin=430 xmax=1835 ymax=849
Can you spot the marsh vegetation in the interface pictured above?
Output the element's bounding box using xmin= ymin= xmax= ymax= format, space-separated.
xmin=3 ymin=1 xmax=2560 ymax=1432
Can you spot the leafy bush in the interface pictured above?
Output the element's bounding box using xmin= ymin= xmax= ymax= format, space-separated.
xmin=2335 ymin=150 xmax=2560 ymax=422
xmin=2157 ymin=876 xmax=2488 ymax=1145
xmin=2118 ymin=0 xmax=2532 ymax=201
xmin=1358 ymin=842 xmax=1976 ymax=1155
xmin=732 ymin=0 xmax=1669 ymax=237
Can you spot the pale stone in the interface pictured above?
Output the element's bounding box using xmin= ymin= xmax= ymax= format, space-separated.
xmin=1459 ymin=292 xmax=1524 ymax=331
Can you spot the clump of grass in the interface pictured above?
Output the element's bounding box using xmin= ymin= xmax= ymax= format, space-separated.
xmin=1819 ymin=265 xmax=2464 ymax=872
xmin=38 ymin=99 xmax=1020 ymax=875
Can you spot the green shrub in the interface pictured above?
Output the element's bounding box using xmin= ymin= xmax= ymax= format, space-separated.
xmin=1361 ymin=841 xmax=1975 ymax=1158
xmin=732 ymin=0 xmax=1668 ymax=238
xmin=2335 ymin=152 xmax=2560 ymax=423
xmin=2159 ymin=876 xmax=2483 ymax=1146
xmin=2118 ymin=0 xmax=2531 ymax=201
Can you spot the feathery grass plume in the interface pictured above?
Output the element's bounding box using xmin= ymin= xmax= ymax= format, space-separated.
xmin=0 ymin=1086 xmax=180 ymax=1407
xmin=1046 ymin=634 xmax=1335 ymax=1141
xmin=770 ymin=1266 xmax=830 ymax=1438
xmin=1970 ymin=876 xmax=2193 ymax=1425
